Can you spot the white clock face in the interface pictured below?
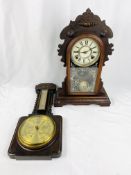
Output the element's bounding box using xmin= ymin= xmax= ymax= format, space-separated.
xmin=71 ymin=38 xmax=100 ymax=67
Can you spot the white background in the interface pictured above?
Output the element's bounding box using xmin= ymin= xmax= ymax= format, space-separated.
xmin=0 ymin=0 xmax=131 ymax=175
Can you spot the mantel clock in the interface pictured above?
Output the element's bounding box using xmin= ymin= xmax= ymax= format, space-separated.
xmin=54 ymin=9 xmax=114 ymax=106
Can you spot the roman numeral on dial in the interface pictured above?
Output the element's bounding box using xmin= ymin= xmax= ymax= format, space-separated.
xmin=74 ymin=51 xmax=79 ymax=53
xmin=75 ymin=56 xmax=78 ymax=59
xmin=78 ymin=57 xmax=81 ymax=62
xmin=91 ymin=46 xmax=96 ymax=49
xmin=91 ymin=56 xmax=95 ymax=59
xmin=80 ymin=41 xmax=83 ymax=46
xmin=93 ymin=51 xmax=97 ymax=53
xmin=83 ymin=59 xmax=85 ymax=63
xmin=75 ymin=46 xmax=80 ymax=49
xmin=85 ymin=40 xmax=88 ymax=45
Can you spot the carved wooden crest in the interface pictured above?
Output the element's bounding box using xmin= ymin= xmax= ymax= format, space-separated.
xmin=58 ymin=8 xmax=114 ymax=66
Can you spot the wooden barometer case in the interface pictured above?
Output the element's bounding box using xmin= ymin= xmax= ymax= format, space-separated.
xmin=8 ymin=83 xmax=62 ymax=160
xmin=54 ymin=9 xmax=114 ymax=107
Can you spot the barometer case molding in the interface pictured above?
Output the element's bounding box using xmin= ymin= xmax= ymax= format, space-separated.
xmin=8 ymin=83 xmax=62 ymax=160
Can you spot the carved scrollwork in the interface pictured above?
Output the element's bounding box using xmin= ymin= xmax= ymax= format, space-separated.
xmin=58 ymin=8 xmax=114 ymax=66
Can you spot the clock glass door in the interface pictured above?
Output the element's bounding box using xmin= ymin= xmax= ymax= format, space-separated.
xmin=67 ymin=36 xmax=102 ymax=95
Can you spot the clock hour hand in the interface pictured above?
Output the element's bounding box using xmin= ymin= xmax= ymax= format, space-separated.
xmin=80 ymin=49 xmax=90 ymax=54
xmin=80 ymin=51 xmax=88 ymax=54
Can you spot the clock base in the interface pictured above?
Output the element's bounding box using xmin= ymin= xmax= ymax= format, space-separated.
xmin=8 ymin=115 xmax=62 ymax=160
xmin=54 ymin=87 xmax=111 ymax=107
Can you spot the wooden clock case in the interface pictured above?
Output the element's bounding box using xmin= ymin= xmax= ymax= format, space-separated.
xmin=54 ymin=9 xmax=114 ymax=107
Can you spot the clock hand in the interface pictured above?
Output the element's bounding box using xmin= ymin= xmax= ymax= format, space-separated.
xmin=90 ymin=46 xmax=96 ymax=50
xmin=80 ymin=50 xmax=90 ymax=54
xmin=80 ymin=51 xmax=88 ymax=54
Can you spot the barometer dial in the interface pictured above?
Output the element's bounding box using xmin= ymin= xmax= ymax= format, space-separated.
xmin=17 ymin=115 xmax=56 ymax=149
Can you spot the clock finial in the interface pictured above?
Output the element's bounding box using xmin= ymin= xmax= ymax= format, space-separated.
xmin=59 ymin=9 xmax=113 ymax=66
xmin=86 ymin=8 xmax=92 ymax=13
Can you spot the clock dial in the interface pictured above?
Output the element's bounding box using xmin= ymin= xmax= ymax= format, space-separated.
xmin=71 ymin=38 xmax=100 ymax=67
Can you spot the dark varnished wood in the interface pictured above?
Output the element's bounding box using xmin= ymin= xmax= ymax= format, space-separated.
xmin=8 ymin=83 xmax=62 ymax=160
xmin=33 ymin=83 xmax=56 ymax=115
xmin=54 ymin=83 xmax=110 ymax=107
xmin=55 ymin=9 xmax=113 ymax=106
xmin=8 ymin=115 xmax=62 ymax=160
xmin=58 ymin=8 xmax=113 ymax=66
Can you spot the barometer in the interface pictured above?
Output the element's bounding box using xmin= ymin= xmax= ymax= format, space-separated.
xmin=8 ymin=84 xmax=62 ymax=160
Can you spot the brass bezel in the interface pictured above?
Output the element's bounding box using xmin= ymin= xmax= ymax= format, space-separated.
xmin=17 ymin=115 xmax=56 ymax=149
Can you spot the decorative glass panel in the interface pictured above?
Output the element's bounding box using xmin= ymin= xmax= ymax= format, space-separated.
xmin=70 ymin=67 xmax=98 ymax=93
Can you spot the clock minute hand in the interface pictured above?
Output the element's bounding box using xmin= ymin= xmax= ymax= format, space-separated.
xmin=80 ymin=50 xmax=90 ymax=54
